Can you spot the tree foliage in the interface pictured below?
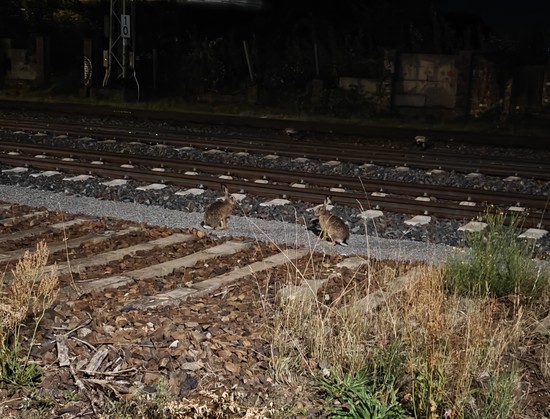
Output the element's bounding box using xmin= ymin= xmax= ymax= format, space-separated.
xmin=1 ymin=0 xmax=88 ymax=34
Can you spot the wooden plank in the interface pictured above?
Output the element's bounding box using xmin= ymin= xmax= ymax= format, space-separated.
xmin=55 ymin=233 xmax=195 ymax=274
xmin=0 ymin=227 xmax=141 ymax=263
xmin=0 ymin=218 xmax=92 ymax=243
xmin=83 ymin=346 xmax=110 ymax=375
xmin=67 ymin=240 xmax=252 ymax=297
xmin=50 ymin=218 xmax=93 ymax=230
xmin=0 ymin=226 xmax=48 ymax=243
xmin=128 ymin=248 xmax=310 ymax=311
xmin=0 ymin=211 xmax=49 ymax=226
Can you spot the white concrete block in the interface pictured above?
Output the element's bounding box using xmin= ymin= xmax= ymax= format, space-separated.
xmin=359 ymin=210 xmax=384 ymax=219
xmin=518 ymin=228 xmax=548 ymax=240
xmin=404 ymin=215 xmax=431 ymax=226
xmin=260 ymin=198 xmax=290 ymax=207
xmin=458 ymin=221 xmax=487 ymax=232
xmin=136 ymin=183 xmax=167 ymax=191
xmin=102 ymin=179 xmax=128 ymax=187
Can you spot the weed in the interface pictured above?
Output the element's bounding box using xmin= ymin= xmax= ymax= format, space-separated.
xmin=63 ymin=389 xmax=79 ymax=402
xmin=318 ymin=369 xmax=407 ymax=418
xmin=106 ymin=378 xmax=172 ymax=419
xmin=471 ymin=368 xmax=520 ymax=419
xmin=0 ymin=342 xmax=42 ymax=386
xmin=445 ymin=211 xmax=549 ymax=299
xmin=18 ymin=389 xmax=54 ymax=417
xmin=269 ymin=256 xmax=527 ymax=417
xmin=0 ymin=241 xmax=59 ymax=387
xmin=318 ymin=342 xmax=408 ymax=418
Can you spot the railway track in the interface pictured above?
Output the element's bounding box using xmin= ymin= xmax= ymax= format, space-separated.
xmin=2 ymin=98 xmax=550 ymax=150
xmin=1 ymin=102 xmax=550 ymax=417
xmin=1 ymin=117 xmax=550 ymax=179
xmin=0 ymin=203 xmax=308 ymax=306
xmin=0 ymin=201 xmax=401 ymax=417
xmin=1 ymin=121 xmax=549 ymax=231
xmin=1 ymin=141 xmax=549 ymax=228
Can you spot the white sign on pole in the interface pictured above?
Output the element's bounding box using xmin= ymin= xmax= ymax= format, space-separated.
xmin=121 ymin=14 xmax=131 ymax=39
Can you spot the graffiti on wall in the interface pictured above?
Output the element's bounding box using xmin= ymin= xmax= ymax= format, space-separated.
xmin=393 ymin=54 xmax=457 ymax=108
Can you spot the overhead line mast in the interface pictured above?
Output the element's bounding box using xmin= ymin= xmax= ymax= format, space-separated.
xmin=103 ymin=0 xmax=140 ymax=98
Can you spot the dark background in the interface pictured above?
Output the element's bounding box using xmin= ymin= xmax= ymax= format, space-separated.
xmin=1 ymin=0 xmax=549 ymax=110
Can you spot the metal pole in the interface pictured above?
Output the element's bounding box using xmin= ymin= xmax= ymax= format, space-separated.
xmin=102 ymin=0 xmax=114 ymax=86
xmin=314 ymin=42 xmax=319 ymax=76
xmin=243 ymin=40 xmax=254 ymax=84
xmin=122 ymin=0 xmax=127 ymax=79
xmin=131 ymin=0 xmax=140 ymax=100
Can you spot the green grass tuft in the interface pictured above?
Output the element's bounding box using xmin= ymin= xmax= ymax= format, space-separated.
xmin=318 ymin=365 xmax=407 ymax=419
xmin=444 ymin=211 xmax=549 ymax=299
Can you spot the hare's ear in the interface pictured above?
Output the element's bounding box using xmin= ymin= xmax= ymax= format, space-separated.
xmin=324 ymin=196 xmax=333 ymax=206
xmin=221 ymin=184 xmax=229 ymax=195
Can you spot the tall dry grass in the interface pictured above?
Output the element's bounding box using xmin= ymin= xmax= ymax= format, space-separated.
xmin=0 ymin=240 xmax=59 ymax=386
xmin=270 ymin=259 xmax=529 ymax=417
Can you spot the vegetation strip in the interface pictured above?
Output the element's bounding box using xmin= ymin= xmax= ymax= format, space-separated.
xmin=0 ymin=206 xmax=549 ymax=416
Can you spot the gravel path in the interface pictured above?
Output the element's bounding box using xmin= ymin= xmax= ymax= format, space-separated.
xmin=0 ymin=184 xmax=458 ymax=264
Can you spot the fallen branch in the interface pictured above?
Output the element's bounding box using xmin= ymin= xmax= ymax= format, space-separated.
xmin=84 ymin=345 xmax=109 ymax=375
xmin=69 ymin=362 xmax=86 ymax=393
xmin=70 ymin=336 xmax=97 ymax=351
xmin=79 ymin=367 xmax=137 ymax=377
xmin=55 ymin=334 xmax=71 ymax=367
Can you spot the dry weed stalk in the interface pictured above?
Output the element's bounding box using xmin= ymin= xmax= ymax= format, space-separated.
xmin=271 ymin=289 xmax=323 ymax=381
xmin=0 ymin=240 xmax=59 ymax=370
xmin=374 ymin=264 xmax=524 ymax=414
xmin=271 ymin=261 xmax=527 ymax=415
xmin=541 ymin=343 xmax=550 ymax=379
xmin=271 ymin=258 xmax=390 ymax=379
xmin=167 ymin=389 xmax=275 ymax=418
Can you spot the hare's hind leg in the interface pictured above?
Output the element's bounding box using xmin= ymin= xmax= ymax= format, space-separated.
xmin=220 ymin=217 xmax=228 ymax=230
xmin=321 ymin=229 xmax=334 ymax=244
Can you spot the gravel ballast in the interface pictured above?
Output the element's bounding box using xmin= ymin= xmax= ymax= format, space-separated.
xmin=0 ymin=184 xmax=458 ymax=264
xmin=1 ymin=117 xmax=549 ymax=262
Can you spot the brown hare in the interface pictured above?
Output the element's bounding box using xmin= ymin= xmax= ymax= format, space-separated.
xmin=313 ymin=196 xmax=349 ymax=246
xmin=201 ymin=184 xmax=236 ymax=230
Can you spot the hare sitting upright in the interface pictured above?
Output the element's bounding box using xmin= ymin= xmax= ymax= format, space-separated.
xmin=201 ymin=184 xmax=236 ymax=230
xmin=313 ymin=196 xmax=350 ymax=246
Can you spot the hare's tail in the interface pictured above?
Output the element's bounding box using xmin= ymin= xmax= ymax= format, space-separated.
xmin=200 ymin=221 xmax=215 ymax=230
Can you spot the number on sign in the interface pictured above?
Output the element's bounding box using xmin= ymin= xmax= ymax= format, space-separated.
xmin=121 ymin=14 xmax=131 ymax=39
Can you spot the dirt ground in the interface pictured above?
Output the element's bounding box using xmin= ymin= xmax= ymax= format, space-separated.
xmin=0 ymin=206 xmax=549 ymax=418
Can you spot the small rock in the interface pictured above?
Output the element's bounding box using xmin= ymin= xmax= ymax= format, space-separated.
xmin=180 ymin=360 xmax=204 ymax=371
xmin=77 ymin=327 xmax=92 ymax=338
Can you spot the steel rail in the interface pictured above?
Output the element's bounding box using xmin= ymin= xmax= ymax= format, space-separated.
xmin=1 ymin=99 xmax=549 ymax=150
xmin=1 ymin=148 xmax=549 ymax=228
xmin=1 ymin=119 xmax=549 ymax=180
xmin=0 ymin=142 xmax=548 ymax=211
